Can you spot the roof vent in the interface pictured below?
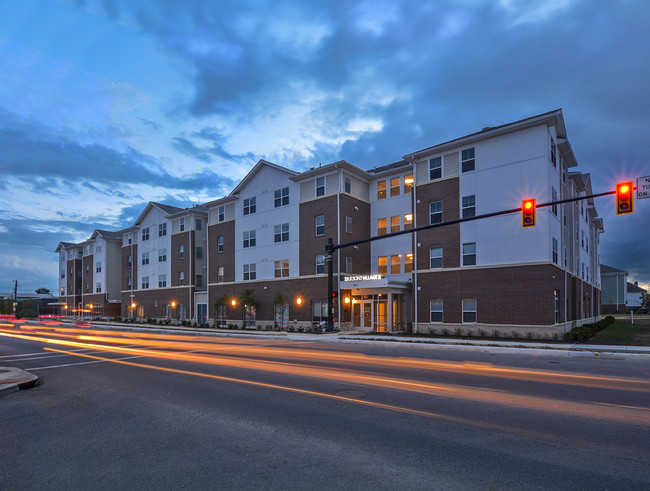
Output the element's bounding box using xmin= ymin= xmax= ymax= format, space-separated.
xmin=481 ymin=126 xmax=492 ymax=132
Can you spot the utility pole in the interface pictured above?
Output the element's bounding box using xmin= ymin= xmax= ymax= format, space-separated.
xmin=326 ymin=238 xmax=334 ymax=332
xmin=13 ymin=280 xmax=17 ymax=314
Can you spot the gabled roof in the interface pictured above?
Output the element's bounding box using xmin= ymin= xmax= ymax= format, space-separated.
xmin=367 ymin=160 xmax=411 ymax=176
xmin=132 ymin=201 xmax=184 ymax=227
xmin=90 ymin=229 xmax=124 ymax=241
xmin=165 ymin=204 xmax=209 ymax=219
xmin=403 ymin=109 xmax=577 ymax=166
xmin=601 ymin=264 xmax=627 ymax=275
xmin=627 ymin=282 xmax=646 ymax=294
xmin=291 ymin=160 xmax=368 ymax=182
xmin=230 ymin=159 xmax=298 ymax=196
xmin=54 ymin=241 xmax=79 ymax=252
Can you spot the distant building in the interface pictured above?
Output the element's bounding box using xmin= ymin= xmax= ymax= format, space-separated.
xmin=600 ymin=265 xmax=627 ymax=313
xmin=626 ymin=281 xmax=646 ymax=310
xmin=54 ymin=109 xmax=604 ymax=337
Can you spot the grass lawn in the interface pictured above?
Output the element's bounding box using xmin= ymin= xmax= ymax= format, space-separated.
xmin=589 ymin=317 xmax=650 ymax=345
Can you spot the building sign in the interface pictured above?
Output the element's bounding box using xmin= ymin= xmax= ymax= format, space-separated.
xmin=637 ymin=175 xmax=650 ymax=200
xmin=343 ymin=274 xmax=382 ymax=282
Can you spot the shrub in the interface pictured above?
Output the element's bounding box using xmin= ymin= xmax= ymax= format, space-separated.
xmin=564 ymin=317 xmax=614 ymax=342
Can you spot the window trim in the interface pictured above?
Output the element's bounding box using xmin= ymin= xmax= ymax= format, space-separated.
xmin=430 ymin=246 xmax=443 ymax=269
xmin=462 ymin=299 xmax=477 ymax=323
xmin=461 ymin=148 xmax=475 ymax=173
xmin=429 ymin=157 xmax=442 ymax=180
xmin=462 ymin=242 xmax=476 ymax=266
xmin=429 ymin=201 xmax=442 ymax=225
xmin=430 ymin=299 xmax=443 ymax=323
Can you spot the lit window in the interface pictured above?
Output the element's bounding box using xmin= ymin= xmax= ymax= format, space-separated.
xmin=461 ymin=148 xmax=475 ymax=172
xmin=404 ymin=253 xmax=413 ymax=273
xmin=430 ymin=300 xmax=443 ymax=323
xmin=377 ymin=218 xmax=387 ymax=235
xmin=377 ymin=180 xmax=387 ymax=200
xmin=390 ymin=177 xmax=400 ymax=197
xmin=378 ymin=256 xmax=387 ymax=275
xmin=430 ymin=247 xmax=442 ymax=268
xmin=462 ymin=299 xmax=477 ymax=323
xmin=274 ymin=259 xmax=290 ymax=278
xmin=404 ymin=174 xmax=413 ymax=194
xmin=429 ymin=157 xmax=442 ymax=180
xmin=404 ymin=214 xmax=413 ymax=229
xmin=391 ymin=255 xmax=401 ymax=274
xmin=391 ymin=216 xmax=400 ymax=233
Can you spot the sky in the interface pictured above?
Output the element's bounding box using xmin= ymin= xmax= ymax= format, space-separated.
xmin=0 ymin=0 xmax=648 ymax=294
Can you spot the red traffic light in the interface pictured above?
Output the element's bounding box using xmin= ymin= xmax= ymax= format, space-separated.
xmin=522 ymin=199 xmax=536 ymax=227
xmin=616 ymin=181 xmax=634 ymax=215
xmin=332 ymin=291 xmax=338 ymax=298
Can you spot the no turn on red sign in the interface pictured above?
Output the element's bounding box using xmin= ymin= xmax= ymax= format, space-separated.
xmin=638 ymin=176 xmax=650 ymax=200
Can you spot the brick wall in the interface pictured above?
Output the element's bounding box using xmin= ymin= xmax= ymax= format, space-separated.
xmin=208 ymin=221 xmax=235 ymax=283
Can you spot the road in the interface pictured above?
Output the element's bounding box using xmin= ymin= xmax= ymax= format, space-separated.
xmin=1 ymin=321 xmax=649 ymax=490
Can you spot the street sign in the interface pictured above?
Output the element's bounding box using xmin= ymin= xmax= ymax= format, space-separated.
xmin=638 ymin=175 xmax=650 ymax=200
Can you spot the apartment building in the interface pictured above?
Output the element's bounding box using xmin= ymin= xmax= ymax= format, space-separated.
xmin=55 ymin=109 xmax=603 ymax=337
xmin=120 ymin=202 xmax=208 ymax=320
xmin=55 ymin=242 xmax=83 ymax=315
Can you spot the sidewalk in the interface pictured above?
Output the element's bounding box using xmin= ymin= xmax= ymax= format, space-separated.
xmin=0 ymin=367 xmax=40 ymax=396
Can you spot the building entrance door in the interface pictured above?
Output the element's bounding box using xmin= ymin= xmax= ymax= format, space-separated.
xmin=352 ymin=300 xmax=374 ymax=331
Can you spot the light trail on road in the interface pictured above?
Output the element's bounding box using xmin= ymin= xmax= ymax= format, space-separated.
xmin=2 ymin=324 xmax=649 ymax=427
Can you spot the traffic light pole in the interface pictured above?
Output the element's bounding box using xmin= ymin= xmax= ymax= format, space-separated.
xmin=324 ymin=188 xmax=618 ymax=330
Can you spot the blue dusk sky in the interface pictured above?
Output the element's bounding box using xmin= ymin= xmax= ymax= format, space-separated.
xmin=0 ymin=0 xmax=648 ymax=294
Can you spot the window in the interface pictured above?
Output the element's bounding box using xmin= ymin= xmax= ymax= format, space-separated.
xmin=430 ymin=246 xmax=443 ymax=268
xmin=462 ymin=242 xmax=476 ymax=266
xmin=142 ymin=276 xmax=149 ymax=289
xmin=196 ymin=219 xmax=202 ymax=231
xmin=243 ymin=263 xmax=256 ymax=281
xmin=95 ymin=244 xmax=101 ymax=253
xmin=550 ymin=138 xmax=557 ymax=167
xmin=218 ymin=236 xmax=224 ymax=253
xmin=377 ymin=180 xmax=387 ymax=199
xmin=316 ymin=255 xmax=325 ymax=274
xmin=552 ymin=238 xmax=558 ymax=264
xmin=581 ymin=232 xmax=584 ymax=248
xmin=243 ymin=230 xmax=256 ymax=248
xmin=96 ymin=282 xmax=101 ymax=293
xmin=196 ymin=246 xmax=203 ymax=259
xmin=142 ymin=228 xmax=149 ymax=241
xmin=243 ymin=197 xmax=256 ymax=215
xmin=430 ymin=300 xmax=443 ymax=323
xmin=274 ymin=223 xmax=289 ymax=242
xmin=554 ymin=290 xmax=560 ymax=323
xmin=158 ymin=274 xmax=167 ymax=288
xmin=462 ymin=299 xmax=477 ymax=323
xmin=345 ymin=257 xmax=353 ymax=273
xmin=86 ymin=282 xmax=90 ymax=293
xmin=345 ymin=216 xmax=352 ymax=234
xmin=404 ymin=213 xmax=413 ymax=229
xmin=159 ymin=248 xmax=167 ymax=262
xmin=218 ymin=206 xmax=225 ymax=222
xmin=390 ymin=177 xmax=400 ymax=197
xmin=159 ymin=223 xmax=167 ymax=236
xmin=96 ymin=262 xmax=102 ymax=273
xmin=377 ymin=218 xmax=387 ymax=235
xmin=86 ymin=264 xmax=89 ymax=272
xmin=391 ymin=255 xmax=401 ymax=274
xmin=312 ymin=300 xmax=328 ymax=322
xmin=429 ymin=157 xmax=442 ymax=180
xmin=391 ymin=216 xmax=401 ymax=233
xmin=315 ymin=215 xmax=325 ymax=236
xmin=564 ymin=247 xmax=567 ymax=267
xmin=196 ymin=274 xmax=203 ymax=287
xmin=404 ymin=253 xmax=413 ymax=273
xmin=274 ymin=259 xmax=290 ymax=278
xmin=462 ymin=195 xmax=475 ymax=218
xmin=142 ymin=252 xmax=150 ymax=265
xmin=378 ymin=256 xmax=387 ymax=275
xmin=429 ymin=201 xmax=442 ymax=224
xmin=461 ymin=148 xmax=475 ymax=172
xmin=179 ymin=272 xmax=185 ymax=286
xmin=127 ymin=255 xmax=132 ymax=268
xmin=404 ymin=174 xmax=413 ymax=194
xmin=179 ymin=244 xmax=185 ymax=259
xmin=552 ymin=188 xmax=558 ymax=216
xmin=180 ymin=217 xmax=185 ymax=231
xmin=217 ymin=267 xmax=224 ymax=283
xmin=127 ymin=234 xmax=132 ymax=245
xmin=581 ymin=263 xmax=585 ymax=279
xmin=274 ymin=187 xmax=289 ymax=207
xmin=316 ymin=177 xmax=325 ymax=197
xmin=344 ymin=176 xmax=351 ymax=193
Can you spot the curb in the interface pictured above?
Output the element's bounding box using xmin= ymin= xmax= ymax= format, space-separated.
xmin=0 ymin=367 xmax=40 ymax=396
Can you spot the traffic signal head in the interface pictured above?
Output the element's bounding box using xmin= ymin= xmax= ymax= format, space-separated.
xmin=616 ymin=181 xmax=634 ymax=215
xmin=332 ymin=291 xmax=337 ymax=298
xmin=522 ymin=199 xmax=536 ymax=227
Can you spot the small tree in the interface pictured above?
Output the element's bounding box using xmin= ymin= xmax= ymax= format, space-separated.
xmin=0 ymin=298 xmax=13 ymax=315
xmin=273 ymin=293 xmax=288 ymax=330
xmin=15 ymin=300 xmax=38 ymax=319
xmin=214 ymin=295 xmax=228 ymax=327
xmin=35 ymin=287 xmax=51 ymax=295
xmin=239 ymin=289 xmax=258 ymax=328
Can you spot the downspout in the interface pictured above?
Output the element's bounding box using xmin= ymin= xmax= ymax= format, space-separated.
xmin=412 ymin=161 xmax=418 ymax=334
xmin=189 ymin=224 xmax=193 ymax=321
